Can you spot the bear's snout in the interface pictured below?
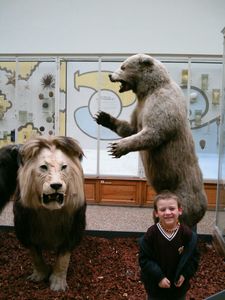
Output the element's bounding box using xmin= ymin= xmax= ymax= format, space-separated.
xmin=109 ymin=73 xmax=118 ymax=83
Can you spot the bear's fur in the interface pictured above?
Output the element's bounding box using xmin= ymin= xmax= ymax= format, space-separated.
xmin=95 ymin=54 xmax=207 ymax=227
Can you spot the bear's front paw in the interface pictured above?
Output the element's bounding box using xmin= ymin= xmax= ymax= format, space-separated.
xmin=94 ymin=111 xmax=111 ymax=127
xmin=108 ymin=142 xmax=128 ymax=158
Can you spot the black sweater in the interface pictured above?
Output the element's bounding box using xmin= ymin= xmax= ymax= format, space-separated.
xmin=139 ymin=224 xmax=199 ymax=298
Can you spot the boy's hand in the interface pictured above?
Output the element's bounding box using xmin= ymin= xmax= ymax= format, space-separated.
xmin=159 ymin=277 xmax=171 ymax=288
xmin=175 ymin=275 xmax=185 ymax=287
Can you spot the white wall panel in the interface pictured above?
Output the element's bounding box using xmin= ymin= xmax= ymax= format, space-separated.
xmin=0 ymin=0 xmax=224 ymax=55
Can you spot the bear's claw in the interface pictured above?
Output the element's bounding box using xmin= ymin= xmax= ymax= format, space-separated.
xmin=94 ymin=111 xmax=111 ymax=127
xmin=108 ymin=142 xmax=123 ymax=158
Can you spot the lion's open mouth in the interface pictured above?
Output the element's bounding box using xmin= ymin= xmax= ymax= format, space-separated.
xmin=42 ymin=193 xmax=64 ymax=205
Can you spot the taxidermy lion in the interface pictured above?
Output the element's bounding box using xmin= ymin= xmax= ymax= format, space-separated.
xmin=0 ymin=136 xmax=86 ymax=291
xmin=95 ymin=53 xmax=207 ymax=228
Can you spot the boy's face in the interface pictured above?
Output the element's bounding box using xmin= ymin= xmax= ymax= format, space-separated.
xmin=154 ymin=198 xmax=182 ymax=228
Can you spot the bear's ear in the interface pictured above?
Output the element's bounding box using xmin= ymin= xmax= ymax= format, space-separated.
xmin=139 ymin=56 xmax=153 ymax=67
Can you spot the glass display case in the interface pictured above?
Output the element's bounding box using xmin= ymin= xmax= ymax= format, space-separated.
xmin=0 ymin=54 xmax=222 ymax=182
xmin=213 ymin=28 xmax=225 ymax=255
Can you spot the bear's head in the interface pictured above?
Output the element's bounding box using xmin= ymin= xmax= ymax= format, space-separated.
xmin=109 ymin=54 xmax=170 ymax=97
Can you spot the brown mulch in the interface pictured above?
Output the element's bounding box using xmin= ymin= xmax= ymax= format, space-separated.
xmin=0 ymin=230 xmax=224 ymax=300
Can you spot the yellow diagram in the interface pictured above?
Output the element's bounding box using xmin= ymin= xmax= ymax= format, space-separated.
xmin=74 ymin=71 xmax=136 ymax=107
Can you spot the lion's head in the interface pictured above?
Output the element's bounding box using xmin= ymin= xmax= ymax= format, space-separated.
xmin=18 ymin=136 xmax=85 ymax=211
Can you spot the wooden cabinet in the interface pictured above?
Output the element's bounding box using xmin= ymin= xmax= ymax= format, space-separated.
xmin=84 ymin=179 xmax=100 ymax=204
xmin=141 ymin=182 xmax=156 ymax=206
xmin=84 ymin=177 xmax=217 ymax=209
xmin=99 ymin=179 xmax=141 ymax=205
xmin=204 ymin=183 xmax=217 ymax=209
xmin=84 ymin=178 xmax=142 ymax=206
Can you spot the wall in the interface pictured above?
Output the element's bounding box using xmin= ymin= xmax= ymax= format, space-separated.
xmin=0 ymin=0 xmax=225 ymax=55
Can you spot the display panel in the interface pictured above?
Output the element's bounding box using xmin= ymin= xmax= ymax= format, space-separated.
xmin=189 ymin=62 xmax=222 ymax=180
xmin=66 ymin=59 xmax=139 ymax=176
xmin=0 ymin=58 xmax=57 ymax=145
xmin=66 ymin=60 xmax=99 ymax=175
xmin=162 ymin=60 xmax=222 ymax=180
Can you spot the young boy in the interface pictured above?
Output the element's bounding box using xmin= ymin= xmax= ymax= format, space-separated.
xmin=139 ymin=190 xmax=199 ymax=300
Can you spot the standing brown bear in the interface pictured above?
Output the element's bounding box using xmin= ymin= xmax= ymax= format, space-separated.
xmin=95 ymin=54 xmax=207 ymax=227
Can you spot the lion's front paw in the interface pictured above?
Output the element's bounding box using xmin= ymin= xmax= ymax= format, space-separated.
xmin=108 ymin=142 xmax=128 ymax=158
xmin=94 ymin=111 xmax=111 ymax=127
xmin=49 ymin=273 xmax=68 ymax=291
xmin=27 ymin=269 xmax=49 ymax=282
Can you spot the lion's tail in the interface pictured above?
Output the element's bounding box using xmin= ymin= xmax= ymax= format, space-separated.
xmin=0 ymin=144 xmax=21 ymax=213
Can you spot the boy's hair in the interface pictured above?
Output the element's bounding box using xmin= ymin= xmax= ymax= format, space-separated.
xmin=153 ymin=190 xmax=182 ymax=223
